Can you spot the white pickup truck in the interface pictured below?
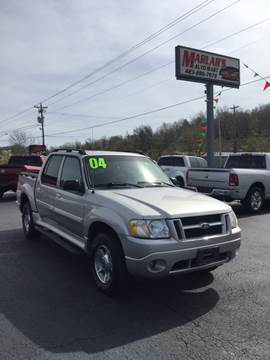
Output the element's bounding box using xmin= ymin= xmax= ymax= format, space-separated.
xmin=187 ymin=152 xmax=270 ymax=213
xmin=158 ymin=154 xmax=207 ymax=187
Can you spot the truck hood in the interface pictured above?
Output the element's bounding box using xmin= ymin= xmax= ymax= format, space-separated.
xmin=99 ymin=187 xmax=231 ymax=218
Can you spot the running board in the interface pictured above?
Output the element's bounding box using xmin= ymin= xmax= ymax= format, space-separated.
xmin=36 ymin=226 xmax=85 ymax=255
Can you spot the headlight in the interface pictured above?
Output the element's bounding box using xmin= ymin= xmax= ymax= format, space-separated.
xmin=228 ymin=211 xmax=238 ymax=229
xmin=129 ymin=219 xmax=170 ymax=239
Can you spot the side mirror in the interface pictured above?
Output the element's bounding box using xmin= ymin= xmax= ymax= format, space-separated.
xmin=62 ymin=180 xmax=83 ymax=192
xmin=169 ymin=177 xmax=178 ymax=186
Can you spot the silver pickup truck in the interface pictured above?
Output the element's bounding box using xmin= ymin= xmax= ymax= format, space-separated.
xmin=17 ymin=149 xmax=241 ymax=294
xmin=187 ymin=153 xmax=270 ymax=213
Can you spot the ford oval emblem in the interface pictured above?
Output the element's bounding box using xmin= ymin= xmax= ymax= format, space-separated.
xmin=201 ymin=222 xmax=210 ymax=230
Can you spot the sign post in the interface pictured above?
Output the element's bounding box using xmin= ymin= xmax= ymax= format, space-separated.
xmin=206 ymin=82 xmax=214 ymax=166
xmin=175 ymin=46 xmax=240 ymax=167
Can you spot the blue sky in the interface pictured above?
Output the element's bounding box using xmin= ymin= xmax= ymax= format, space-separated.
xmin=1 ymin=0 xmax=270 ymax=147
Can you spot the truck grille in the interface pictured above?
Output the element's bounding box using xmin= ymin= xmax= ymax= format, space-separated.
xmin=173 ymin=214 xmax=227 ymax=240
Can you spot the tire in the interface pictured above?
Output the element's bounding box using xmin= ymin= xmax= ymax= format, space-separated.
xmin=90 ymin=232 xmax=128 ymax=295
xmin=22 ymin=202 xmax=40 ymax=240
xmin=242 ymin=186 xmax=264 ymax=213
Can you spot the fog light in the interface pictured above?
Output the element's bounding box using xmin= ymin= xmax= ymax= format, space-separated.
xmin=148 ymin=259 xmax=166 ymax=273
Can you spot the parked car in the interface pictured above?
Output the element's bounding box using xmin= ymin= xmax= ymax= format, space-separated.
xmin=17 ymin=149 xmax=241 ymax=294
xmin=158 ymin=154 xmax=207 ymax=187
xmin=0 ymin=155 xmax=44 ymax=198
xmin=187 ymin=152 xmax=270 ymax=212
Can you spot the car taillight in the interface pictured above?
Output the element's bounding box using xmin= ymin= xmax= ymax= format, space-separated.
xmin=186 ymin=171 xmax=189 ymax=184
xmin=229 ymin=173 xmax=239 ymax=186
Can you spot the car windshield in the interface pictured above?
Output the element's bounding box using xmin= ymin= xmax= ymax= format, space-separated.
xmin=85 ymin=155 xmax=171 ymax=188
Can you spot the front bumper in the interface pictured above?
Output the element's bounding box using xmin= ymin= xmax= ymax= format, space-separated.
xmin=125 ymin=234 xmax=241 ymax=278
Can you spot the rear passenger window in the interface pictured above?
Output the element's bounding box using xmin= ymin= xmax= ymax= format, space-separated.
xmin=41 ymin=155 xmax=63 ymax=186
xmin=158 ymin=157 xmax=185 ymax=167
xmin=190 ymin=157 xmax=199 ymax=167
xmin=198 ymin=158 xmax=207 ymax=167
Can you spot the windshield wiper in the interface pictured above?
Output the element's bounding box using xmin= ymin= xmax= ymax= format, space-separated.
xmin=94 ymin=182 xmax=142 ymax=188
xmin=138 ymin=181 xmax=174 ymax=187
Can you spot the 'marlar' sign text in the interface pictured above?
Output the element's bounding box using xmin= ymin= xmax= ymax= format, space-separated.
xmin=175 ymin=46 xmax=240 ymax=88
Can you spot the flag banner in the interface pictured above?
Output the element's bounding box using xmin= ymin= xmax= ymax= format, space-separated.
xmin=200 ymin=125 xmax=207 ymax=131
xmin=263 ymin=81 xmax=270 ymax=91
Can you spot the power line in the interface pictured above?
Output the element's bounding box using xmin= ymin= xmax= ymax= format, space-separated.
xmin=202 ymin=17 xmax=270 ymax=49
xmin=4 ymin=21 xmax=269 ymax=136
xmin=39 ymin=0 xmax=216 ymax=104
xmin=0 ymin=0 xmax=215 ymax=124
xmin=227 ymin=34 xmax=270 ymax=55
xmin=51 ymin=11 xmax=270 ymax=113
xmin=37 ymin=73 xmax=270 ymax=138
xmin=0 ymin=124 xmax=38 ymax=135
xmin=48 ymin=61 xmax=173 ymax=108
xmin=41 ymin=95 xmax=206 ymax=137
xmin=50 ymin=0 xmax=239 ymax=111
xmin=3 ymin=6 xmax=269 ymax=136
xmin=0 ymin=107 xmax=36 ymax=126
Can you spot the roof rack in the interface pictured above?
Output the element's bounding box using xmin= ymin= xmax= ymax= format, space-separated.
xmin=54 ymin=148 xmax=86 ymax=155
xmin=121 ymin=150 xmax=148 ymax=156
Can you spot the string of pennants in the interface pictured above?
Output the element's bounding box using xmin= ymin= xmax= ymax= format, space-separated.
xmin=195 ymin=93 xmax=221 ymax=154
xmin=243 ymin=63 xmax=270 ymax=91
xmin=194 ymin=63 xmax=269 ymax=155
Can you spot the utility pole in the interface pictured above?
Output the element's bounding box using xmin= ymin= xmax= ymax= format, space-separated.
xmin=218 ymin=116 xmax=222 ymax=167
xmin=34 ymin=103 xmax=47 ymax=150
xmin=230 ymin=105 xmax=239 ymax=153
xmin=206 ymin=83 xmax=214 ymax=167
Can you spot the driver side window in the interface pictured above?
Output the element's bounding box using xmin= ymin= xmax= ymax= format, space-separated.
xmin=60 ymin=156 xmax=83 ymax=191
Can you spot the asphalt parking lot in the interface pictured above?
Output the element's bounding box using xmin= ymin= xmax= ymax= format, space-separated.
xmin=0 ymin=193 xmax=269 ymax=360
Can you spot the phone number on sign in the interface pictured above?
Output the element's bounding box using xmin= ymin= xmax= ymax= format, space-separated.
xmin=185 ymin=69 xmax=217 ymax=79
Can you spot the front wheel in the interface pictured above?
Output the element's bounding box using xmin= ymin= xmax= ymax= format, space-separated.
xmin=242 ymin=186 xmax=264 ymax=213
xmin=22 ymin=202 xmax=40 ymax=240
xmin=90 ymin=232 xmax=128 ymax=295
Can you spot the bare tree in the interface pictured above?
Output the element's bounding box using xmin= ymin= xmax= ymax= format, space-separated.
xmin=8 ymin=130 xmax=29 ymax=154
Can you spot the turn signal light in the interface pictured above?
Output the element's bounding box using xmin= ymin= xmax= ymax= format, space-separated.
xmin=229 ymin=173 xmax=239 ymax=186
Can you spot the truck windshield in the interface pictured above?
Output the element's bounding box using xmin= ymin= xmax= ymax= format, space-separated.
xmin=225 ymin=155 xmax=266 ymax=169
xmin=158 ymin=157 xmax=185 ymax=167
xmin=86 ymin=155 xmax=171 ymax=188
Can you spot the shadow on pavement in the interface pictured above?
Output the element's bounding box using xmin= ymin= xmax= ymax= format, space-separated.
xmin=0 ymin=230 xmax=219 ymax=355
xmin=230 ymin=200 xmax=270 ymax=219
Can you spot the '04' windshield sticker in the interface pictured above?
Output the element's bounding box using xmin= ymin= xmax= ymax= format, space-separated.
xmin=88 ymin=157 xmax=107 ymax=169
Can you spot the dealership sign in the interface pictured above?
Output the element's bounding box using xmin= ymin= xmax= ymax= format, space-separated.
xmin=175 ymin=46 xmax=240 ymax=88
